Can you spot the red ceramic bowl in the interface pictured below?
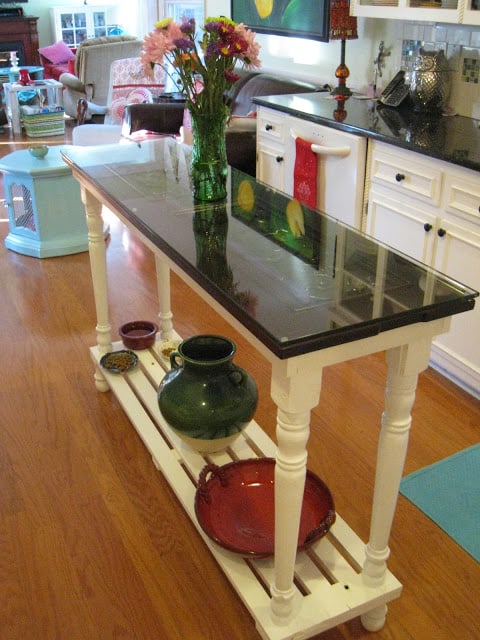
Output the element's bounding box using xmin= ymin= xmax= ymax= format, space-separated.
xmin=119 ymin=320 xmax=158 ymax=350
xmin=195 ymin=458 xmax=335 ymax=557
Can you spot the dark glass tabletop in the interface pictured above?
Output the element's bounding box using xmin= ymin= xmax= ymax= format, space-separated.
xmin=62 ymin=140 xmax=477 ymax=359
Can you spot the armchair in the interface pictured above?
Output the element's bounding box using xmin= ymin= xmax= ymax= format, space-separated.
xmin=103 ymin=57 xmax=166 ymax=125
xmin=59 ymin=35 xmax=142 ymax=120
xmin=75 ymin=57 xmax=166 ymax=126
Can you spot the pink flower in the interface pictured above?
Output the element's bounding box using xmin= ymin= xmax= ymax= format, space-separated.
xmin=141 ymin=30 xmax=171 ymax=76
xmin=235 ymin=23 xmax=261 ymax=68
xmin=141 ymin=16 xmax=261 ymax=115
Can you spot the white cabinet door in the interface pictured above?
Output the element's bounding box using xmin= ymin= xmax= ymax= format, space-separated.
xmin=351 ymin=0 xmax=462 ymax=24
xmin=463 ymin=0 xmax=480 ymax=25
xmin=430 ymin=218 xmax=480 ymax=394
xmin=366 ymin=187 xmax=437 ymax=264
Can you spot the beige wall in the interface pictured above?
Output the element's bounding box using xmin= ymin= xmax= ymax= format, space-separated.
xmin=248 ymin=20 xmax=397 ymax=94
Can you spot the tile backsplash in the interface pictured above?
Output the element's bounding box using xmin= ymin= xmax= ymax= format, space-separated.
xmin=462 ymin=55 xmax=479 ymax=83
xmin=396 ymin=22 xmax=480 ymax=119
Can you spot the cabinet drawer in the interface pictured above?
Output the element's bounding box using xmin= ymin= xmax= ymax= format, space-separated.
xmin=443 ymin=172 xmax=480 ymax=224
xmin=257 ymin=108 xmax=287 ymax=144
xmin=370 ymin=145 xmax=442 ymax=207
xmin=256 ymin=146 xmax=286 ymax=192
xmin=366 ymin=187 xmax=437 ymax=265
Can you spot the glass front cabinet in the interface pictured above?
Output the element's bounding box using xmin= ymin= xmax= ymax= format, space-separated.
xmin=51 ymin=6 xmax=116 ymax=48
xmin=351 ymin=0 xmax=480 ymax=25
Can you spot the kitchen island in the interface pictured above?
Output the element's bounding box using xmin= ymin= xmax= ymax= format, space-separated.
xmin=62 ymin=139 xmax=476 ymax=640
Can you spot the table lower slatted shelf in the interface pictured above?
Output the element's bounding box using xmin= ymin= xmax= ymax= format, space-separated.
xmin=91 ymin=339 xmax=402 ymax=640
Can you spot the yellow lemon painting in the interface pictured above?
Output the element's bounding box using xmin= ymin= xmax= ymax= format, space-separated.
xmin=254 ymin=0 xmax=273 ymax=18
xmin=285 ymin=199 xmax=305 ymax=238
xmin=237 ymin=180 xmax=255 ymax=212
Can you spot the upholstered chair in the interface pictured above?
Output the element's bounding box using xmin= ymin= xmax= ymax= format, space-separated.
xmin=59 ymin=35 xmax=143 ymax=120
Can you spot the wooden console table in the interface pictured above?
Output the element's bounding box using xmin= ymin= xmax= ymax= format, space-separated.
xmin=62 ymin=140 xmax=477 ymax=640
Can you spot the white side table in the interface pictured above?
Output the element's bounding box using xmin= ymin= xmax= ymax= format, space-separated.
xmin=6 ymin=65 xmax=45 ymax=83
xmin=0 ymin=145 xmax=89 ymax=258
xmin=3 ymin=79 xmax=63 ymax=135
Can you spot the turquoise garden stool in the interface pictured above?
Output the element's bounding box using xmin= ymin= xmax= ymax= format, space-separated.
xmin=0 ymin=145 xmax=89 ymax=258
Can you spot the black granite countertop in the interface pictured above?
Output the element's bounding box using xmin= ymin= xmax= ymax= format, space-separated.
xmin=254 ymin=93 xmax=480 ymax=173
xmin=62 ymin=140 xmax=477 ymax=358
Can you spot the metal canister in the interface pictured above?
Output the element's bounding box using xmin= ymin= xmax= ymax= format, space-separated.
xmin=409 ymin=48 xmax=452 ymax=113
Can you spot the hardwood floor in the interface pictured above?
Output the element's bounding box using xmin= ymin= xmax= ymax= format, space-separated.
xmin=0 ymin=122 xmax=479 ymax=640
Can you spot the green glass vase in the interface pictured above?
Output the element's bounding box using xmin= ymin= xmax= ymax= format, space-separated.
xmin=157 ymin=335 xmax=258 ymax=453
xmin=190 ymin=111 xmax=228 ymax=202
xmin=193 ymin=203 xmax=233 ymax=290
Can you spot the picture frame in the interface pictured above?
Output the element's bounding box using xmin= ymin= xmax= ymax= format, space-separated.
xmin=231 ymin=0 xmax=330 ymax=42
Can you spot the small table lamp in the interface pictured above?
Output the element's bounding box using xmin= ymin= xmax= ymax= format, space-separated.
xmin=329 ymin=0 xmax=358 ymax=99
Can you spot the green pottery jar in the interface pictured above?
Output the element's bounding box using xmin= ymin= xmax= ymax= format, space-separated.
xmin=158 ymin=335 xmax=258 ymax=453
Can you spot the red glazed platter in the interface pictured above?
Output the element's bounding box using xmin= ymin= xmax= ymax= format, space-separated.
xmin=194 ymin=458 xmax=336 ymax=557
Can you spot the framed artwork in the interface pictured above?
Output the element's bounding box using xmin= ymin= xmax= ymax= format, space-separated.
xmin=231 ymin=0 xmax=330 ymax=42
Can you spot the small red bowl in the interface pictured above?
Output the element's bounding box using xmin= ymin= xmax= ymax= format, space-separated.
xmin=119 ymin=320 xmax=158 ymax=350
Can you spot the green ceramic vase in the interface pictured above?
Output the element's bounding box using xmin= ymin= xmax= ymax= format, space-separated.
xmin=158 ymin=335 xmax=258 ymax=453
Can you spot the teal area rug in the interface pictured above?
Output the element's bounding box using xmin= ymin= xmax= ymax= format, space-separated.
xmin=400 ymin=444 xmax=480 ymax=563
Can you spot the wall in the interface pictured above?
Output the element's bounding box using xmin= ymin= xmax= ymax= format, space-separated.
xmin=251 ymin=20 xmax=397 ymax=94
xmin=204 ymin=1 xmax=397 ymax=93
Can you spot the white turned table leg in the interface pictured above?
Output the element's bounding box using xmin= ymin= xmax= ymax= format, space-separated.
xmin=270 ymin=358 xmax=323 ymax=624
xmin=82 ymin=188 xmax=112 ymax=391
xmin=361 ymin=603 xmax=388 ymax=632
xmin=154 ymin=255 xmax=174 ymax=341
xmin=361 ymin=338 xmax=432 ymax=630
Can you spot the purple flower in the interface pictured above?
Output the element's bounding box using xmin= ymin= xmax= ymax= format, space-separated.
xmin=173 ymin=37 xmax=195 ymax=51
xmin=180 ymin=17 xmax=195 ymax=36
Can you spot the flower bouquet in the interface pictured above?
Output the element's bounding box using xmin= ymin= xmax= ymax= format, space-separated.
xmin=142 ymin=16 xmax=261 ymax=201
